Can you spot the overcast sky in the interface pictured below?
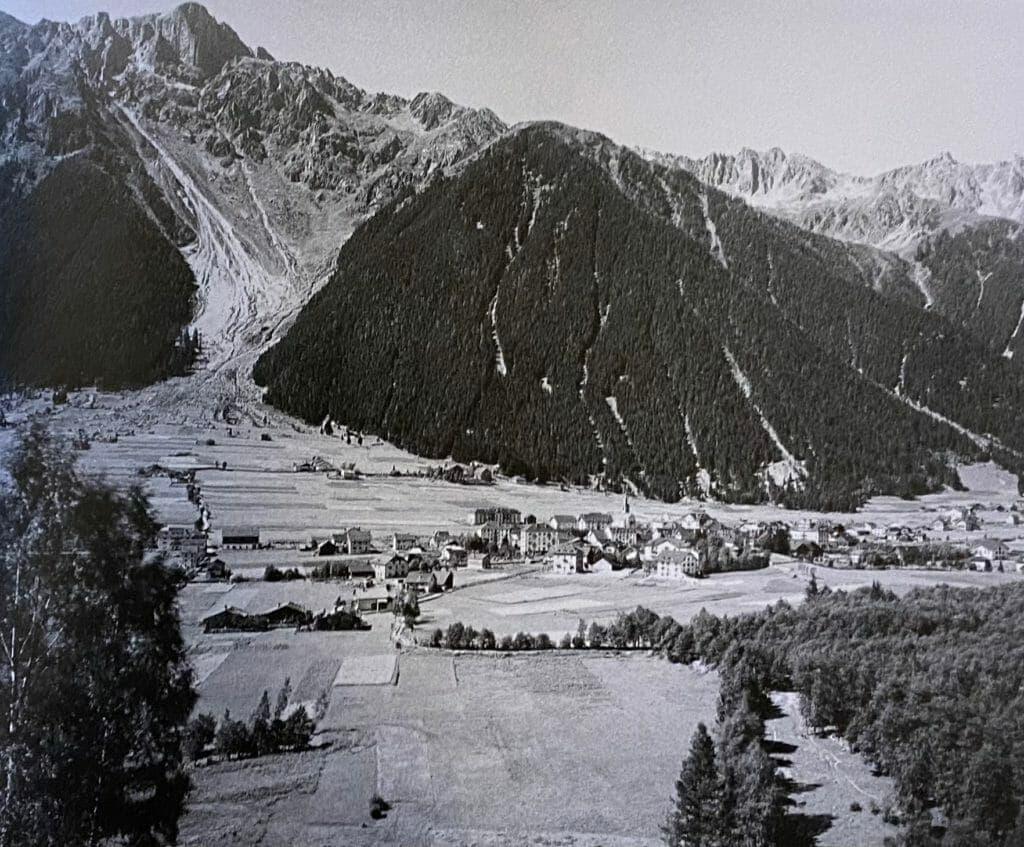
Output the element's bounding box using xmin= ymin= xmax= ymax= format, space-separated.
xmin=5 ymin=0 xmax=1022 ymax=175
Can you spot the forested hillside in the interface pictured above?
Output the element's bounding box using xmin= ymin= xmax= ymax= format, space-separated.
xmin=0 ymin=158 xmax=197 ymax=387
xmin=255 ymin=124 xmax=1024 ymax=509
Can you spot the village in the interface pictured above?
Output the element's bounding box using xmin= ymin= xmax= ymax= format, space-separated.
xmin=157 ymin=490 xmax=1024 ymax=638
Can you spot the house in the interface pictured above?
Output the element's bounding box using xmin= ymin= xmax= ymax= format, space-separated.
xmin=202 ymin=606 xmax=266 ymax=633
xmin=475 ymin=520 xmax=512 ymax=547
xmin=470 ymin=507 xmax=522 ymax=526
xmin=549 ymin=542 xmax=587 ymax=574
xmin=374 ymin=555 xmax=410 ymax=581
xmin=391 ymin=532 xmax=418 ymax=553
xmin=437 ymin=567 xmax=455 ymax=591
xmin=156 ymin=525 xmax=207 ymax=563
xmin=972 ymin=556 xmax=993 ymax=572
xmin=259 ymin=602 xmax=312 ymax=629
xmin=549 ymin=515 xmax=578 ymax=533
xmin=467 ymin=552 xmax=493 ymax=570
xmin=221 ymin=528 xmax=260 ymax=550
xmin=352 ymin=584 xmax=392 ymax=613
xmin=974 ymin=540 xmax=1010 ymax=562
xmin=590 ymin=555 xmax=617 ymax=574
xmin=405 ymin=570 xmax=437 ymax=594
xmin=430 ymin=530 xmax=454 ymax=549
xmin=655 ymin=548 xmax=702 ymax=579
xmin=611 ymin=523 xmax=642 ymax=545
xmin=953 ymin=514 xmax=982 ymax=532
xmin=441 ymin=544 xmax=468 ymax=567
xmin=333 ymin=528 xmax=373 ymax=555
xmin=794 ymin=541 xmax=824 ymax=563
xmin=523 ymin=524 xmax=565 ymax=555
xmin=577 ymin=512 xmax=613 ymax=533
xmin=642 ymin=537 xmax=689 ymax=562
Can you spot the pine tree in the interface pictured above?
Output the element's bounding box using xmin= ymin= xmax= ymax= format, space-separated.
xmin=665 ymin=723 xmax=727 ymax=847
xmin=274 ymin=679 xmax=292 ymax=720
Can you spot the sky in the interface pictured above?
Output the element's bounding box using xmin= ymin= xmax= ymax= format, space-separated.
xmin=5 ymin=0 xmax=1023 ymax=175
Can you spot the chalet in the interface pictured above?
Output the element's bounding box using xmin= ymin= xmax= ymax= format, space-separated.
xmin=590 ymin=555 xmax=616 ymax=574
xmin=437 ymin=567 xmax=455 ymax=591
xmin=655 ymin=548 xmax=702 ymax=579
xmin=549 ymin=515 xmax=577 ymax=532
xmin=467 ymin=552 xmax=493 ymax=570
xmin=333 ymin=528 xmax=373 ymax=555
xmin=206 ymin=558 xmax=229 ymax=579
xmin=315 ymin=539 xmax=339 ymax=556
xmin=953 ymin=514 xmax=982 ymax=532
xmin=311 ymin=609 xmax=369 ymax=631
xmin=259 ymin=602 xmax=312 ymax=629
xmin=391 ymin=532 xmax=418 ymax=553
xmin=549 ymin=542 xmax=587 ymax=574
xmin=441 ymin=544 xmax=468 ymax=567
xmin=577 ymin=512 xmax=613 ymax=533
xmin=374 ymin=555 xmax=410 ymax=581
xmin=221 ymin=528 xmax=260 ymax=550
xmin=470 ymin=507 xmax=522 ymax=526
xmin=202 ymin=606 xmax=266 ymax=633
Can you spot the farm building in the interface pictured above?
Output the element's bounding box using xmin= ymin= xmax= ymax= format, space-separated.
xmin=352 ymin=585 xmax=393 ymax=613
xmin=259 ymin=602 xmax=313 ymax=629
xmin=315 ymin=539 xmax=339 ymax=556
xmin=311 ymin=609 xmax=369 ymax=631
xmin=221 ymin=528 xmax=261 ymax=550
xmin=346 ymin=559 xmax=376 ymax=579
xmin=202 ymin=606 xmax=266 ymax=633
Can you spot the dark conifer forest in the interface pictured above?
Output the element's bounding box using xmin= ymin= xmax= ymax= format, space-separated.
xmin=0 ymin=157 xmax=197 ymax=388
xmin=255 ymin=124 xmax=1024 ymax=509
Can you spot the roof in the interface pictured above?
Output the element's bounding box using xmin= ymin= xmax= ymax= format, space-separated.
xmin=202 ymin=605 xmax=249 ymax=622
xmin=549 ymin=541 xmax=584 ymax=556
xmin=579 ymin=512 xmax=613 ymax=521
xmin=262 ymin=602 xmax=309 ymax=615
xmin=222 ymin=527 xmax=260 ymax=538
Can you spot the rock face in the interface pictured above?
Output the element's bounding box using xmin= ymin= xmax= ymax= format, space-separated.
xmin=652 ymin=146 xmax=1024 ymax=254
xmin=0 ymin=2 xmax=505 ymax=395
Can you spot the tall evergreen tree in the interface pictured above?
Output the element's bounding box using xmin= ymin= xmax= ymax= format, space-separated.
xmin=665 ymin=723 xmax=727 ymax=847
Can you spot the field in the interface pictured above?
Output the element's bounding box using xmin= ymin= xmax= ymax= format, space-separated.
xmin=180 ymin=645 xmax=720 ymax=847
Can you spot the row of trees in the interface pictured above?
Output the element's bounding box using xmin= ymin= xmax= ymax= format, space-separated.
xmin=185 ymin=681 xmax=319 ymax=762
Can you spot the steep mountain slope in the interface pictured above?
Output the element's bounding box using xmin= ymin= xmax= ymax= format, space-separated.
xmin=0 ymin=3 xmax=504 ymax=396
xmin=652 ymin=146 xmax=1024 ymax=357
xmin=255 ymin=125 xmax=1024 ymax=509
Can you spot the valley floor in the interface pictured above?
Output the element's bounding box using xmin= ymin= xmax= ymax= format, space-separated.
xmin=3 ymin=387 xmax=1022 ymax=846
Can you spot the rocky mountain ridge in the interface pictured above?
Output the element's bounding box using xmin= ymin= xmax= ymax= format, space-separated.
xmin=0 ymin=2 xmax=505 ymax=406
xmin=649 ymin=146 xmax=1024 ymax=253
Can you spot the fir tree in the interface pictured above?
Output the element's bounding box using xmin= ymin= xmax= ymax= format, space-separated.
xmin=665 ymin=723 xmax=727 ymax=847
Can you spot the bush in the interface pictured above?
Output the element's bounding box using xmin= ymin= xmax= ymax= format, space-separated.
xmin=369 ymin=794 xmax=390 ymax=820
xmin=850 ymin=801 xmax=862 ymax=812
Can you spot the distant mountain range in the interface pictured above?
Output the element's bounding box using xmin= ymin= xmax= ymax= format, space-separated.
xmin=2 ymin=2 xmax=1023 ymax=507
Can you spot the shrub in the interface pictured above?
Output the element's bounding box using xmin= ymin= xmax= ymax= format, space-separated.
xmin=184 ymin=713 xmax=217 ymax=760
xmin=369 ymin=794 xmax=390 ymax=819
xmin=850 ymin=801 xmax=862 ymax=812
